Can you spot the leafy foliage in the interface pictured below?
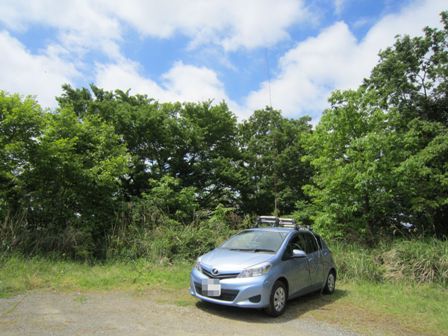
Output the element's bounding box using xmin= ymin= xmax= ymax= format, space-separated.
xmin=238 ymin=107 xmax=312 ymax=215
xmin=1 ymin=96 xmax=130 ymax=258
xmin=304 ymin=12 xmax=448 ymax=242
xmin=58 ymin=88 xmax=242 ymax=208
xmin=1 ymin=12 xmax=448 ymax=259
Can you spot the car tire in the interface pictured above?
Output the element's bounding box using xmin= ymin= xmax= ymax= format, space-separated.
xmin=323 ymin=270 xmax=336 ymax=294
xmin=265 ymin=280 xmax=287 ymax=317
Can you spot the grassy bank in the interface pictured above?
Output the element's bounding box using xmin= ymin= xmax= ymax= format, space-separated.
xmin=332 ymin=239 xmax=448 ymax=286
xmin=0 ymin=256 xmax=192 ymax=297
xmin=2 ymin=238 xmax=448 ymax=335
xmin=323 ymin=281 xmax=448 ymax=336
xmin=1 ymin=254 xmax=447 ymax=335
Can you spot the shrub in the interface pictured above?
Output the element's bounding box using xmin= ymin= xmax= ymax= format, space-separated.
xmin=331 ymin=243 xmax=384 ymax=282
xmin=331 ymin=239 xmax=448 ymax=286
xmin=380 ymin=240 xmax=448 ymax=285
xmin=106 ymin=205 xmax=241 ymax=261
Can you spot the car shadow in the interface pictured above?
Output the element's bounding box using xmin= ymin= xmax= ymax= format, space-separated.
xmin=195 ymin=288 xmax=348 ymax=323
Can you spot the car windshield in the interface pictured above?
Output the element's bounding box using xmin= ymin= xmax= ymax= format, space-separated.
xmin=220 ymin=230 xmax=288 ymax=253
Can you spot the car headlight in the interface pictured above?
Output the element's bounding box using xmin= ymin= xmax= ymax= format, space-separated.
xmin=237 ymin=262 xmax=271 ymax=278
xmin=195 ymin=257 xmax=202 ymax=272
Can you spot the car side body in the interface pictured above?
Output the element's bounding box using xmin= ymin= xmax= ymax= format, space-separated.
xmin=190 ymin=225 xmax=336 ymax=316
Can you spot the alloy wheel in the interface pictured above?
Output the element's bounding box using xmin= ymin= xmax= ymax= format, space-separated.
xmin=273 ymin=286 xmax=286 ymax=311
xmin=327 ymin=273 xmax=335 ymax=292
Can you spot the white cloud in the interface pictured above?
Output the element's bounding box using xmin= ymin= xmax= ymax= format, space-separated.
xmin=102 ymin=0 xmax=309 ymax=51
xmin=0 ymin=0 xmax=122 ymax=58
xmin=162 ymin=62 xmax=227 ymax=102
xmin=0 ymin=0 xmax=445 ymax=121
xmin=244 ymin=0 xmax=447 ymax=121
xmin=0 ymin=0 xmax=311 ymax=112
xmin=0 ymin=30 xmax=78 ymax=107
xmin=95 ymin=61 xmax=166 ymax=98
xmin=95 ymin=59 xmax=248 ymax=118
xmin=0 ymin=0 xmax=308 ymax=52
xmin=245 ymin=22 xmax=357 ymax=121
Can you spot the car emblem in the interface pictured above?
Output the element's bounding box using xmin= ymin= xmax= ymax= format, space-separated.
xmin=212 ymin=268 xmax=219 ymax=275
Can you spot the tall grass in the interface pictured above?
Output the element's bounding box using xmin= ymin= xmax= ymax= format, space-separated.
xmin=0 ymin=255 xmax=192 ymax=297
xmin=331 ymin=243 xmax=384 ymax=282
xmin=2 ymin=204 xmax=447 ymax=288
xmin=105 ymin=205 xmax=251 ymax=261
xmin=332 ymin=239 xmax=448 ymax=286
xmin=1 ymin=236 xmax=446 ymax=336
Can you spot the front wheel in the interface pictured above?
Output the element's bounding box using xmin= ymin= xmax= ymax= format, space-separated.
xmin=323 ymin=271 xmax=336 ymax=294
xmin=265 ymin=280 xmax=287 ymax=317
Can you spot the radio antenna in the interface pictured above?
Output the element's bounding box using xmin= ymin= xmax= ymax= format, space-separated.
xmin=264 ymin=48 xmax=279 ymax=216
xmin=264 ymin=48 xmax=273 ymax=108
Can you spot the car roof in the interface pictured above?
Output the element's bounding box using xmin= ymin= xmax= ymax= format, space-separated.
xmin=246 ymin=227 xmax=312 ymax=234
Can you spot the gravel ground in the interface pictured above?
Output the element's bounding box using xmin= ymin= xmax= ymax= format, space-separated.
xmin=0 ymin=290 xmax=359 ymax=336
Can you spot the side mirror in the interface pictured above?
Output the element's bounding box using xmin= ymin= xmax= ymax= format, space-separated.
xmin=292 ymin=249 xmax=306 ymax=258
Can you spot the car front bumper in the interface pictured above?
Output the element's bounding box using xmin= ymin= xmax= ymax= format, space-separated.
xmin=189 ymin=268 xmax=273 ymax=308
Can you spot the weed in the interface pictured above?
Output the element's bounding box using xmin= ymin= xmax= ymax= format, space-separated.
xmin=331 ymin=239 xmax=448 ymax=286
xmin=74 ymin=295 xmax=88 ymax=304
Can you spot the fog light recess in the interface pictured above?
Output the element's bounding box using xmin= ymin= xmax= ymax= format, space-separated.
xmin=249 ymin=295 xmax=261 ymax=303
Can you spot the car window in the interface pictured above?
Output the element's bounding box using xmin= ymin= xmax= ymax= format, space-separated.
xmin=315 ymin=234 xmax=328 ymax=250
xmin=221 ymin=230 xmax=288 ymax=252
xmin=283 ymin=235 xmax=304 ymax=258
xmin=299 ymin=233 xmax=319 ymax=254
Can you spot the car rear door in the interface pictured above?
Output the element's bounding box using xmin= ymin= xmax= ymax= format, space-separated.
xmin=299 ymin=232 xmax=323 ymax=287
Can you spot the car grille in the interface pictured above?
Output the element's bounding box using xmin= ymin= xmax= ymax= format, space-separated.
xmin=194 ymin=282 xmax=239 ymax=302
xmin=202 ymin=268 xmax=239 ymax=279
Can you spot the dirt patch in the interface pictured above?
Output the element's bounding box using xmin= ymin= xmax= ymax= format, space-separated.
xmin=0 ymin=290 xmax=359 ymax=336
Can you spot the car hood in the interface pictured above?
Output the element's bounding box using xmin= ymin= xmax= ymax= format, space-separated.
xmin=200 ymin=248 xmax=274 ymax=272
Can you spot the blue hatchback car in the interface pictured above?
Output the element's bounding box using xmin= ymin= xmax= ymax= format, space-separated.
xmin=190 ymin=216 xmax=337 ymax=316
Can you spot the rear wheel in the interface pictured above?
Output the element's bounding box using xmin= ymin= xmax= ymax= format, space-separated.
xmin=323 ymin=271 xmax=336 ymax=294
xmin=265 ymin=280 xmax=287 ymax=317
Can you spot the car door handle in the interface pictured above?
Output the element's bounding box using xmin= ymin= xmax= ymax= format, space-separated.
xmin=307 ymin=257 xmax=313 ymax=262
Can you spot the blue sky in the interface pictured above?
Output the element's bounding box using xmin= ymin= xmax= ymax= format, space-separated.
xmin=0 ymin=0 xmax=445 ymax=121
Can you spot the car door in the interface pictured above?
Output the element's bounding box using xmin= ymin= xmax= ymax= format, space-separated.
xmin=315 ymin=234 xmax=332 ymax=282
xmin=282 ymin=234 xmax=310 ymax=296
xmin=299 ymin=232 xmax=323 ymax=287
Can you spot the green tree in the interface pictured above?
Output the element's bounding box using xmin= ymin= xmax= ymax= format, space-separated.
xmin=139 ymin=175 xmax=198 ymax=223
xmin=305 ymin=12 xmax=448 ymax=241
xmin=304 ymin=89 xmax=404 ymax=241
xmin=238 ymin=107 xmax=312 ymax=215
xmin=58 ymin=85 xmax=177 ymax=197
xmin=0 ymin=92 xmax=44 ymax=218
xmin=0 ymin=92 xmax=130 ymax=258
xmin=57 ymin=87 xmax=241 ymax=209
xmin=32 ymin=107 xmax=129 ymax=257
xmin=170 ymin=101 xmax=241 ymax=208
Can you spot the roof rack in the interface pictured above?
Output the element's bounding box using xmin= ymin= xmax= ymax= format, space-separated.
xmin=256 ymin=216 xmax=299 ymax=230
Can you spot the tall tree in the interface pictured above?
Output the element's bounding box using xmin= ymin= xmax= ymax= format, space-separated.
xmin=1 ymin=92 xmax=130 ymax=257
xmin=305 ymin=12 xmax=448 ymax=241
xmin=170 ymin=101 xmax=241 ymax=208
xmin=57 ymin=86 xmax=242 ymax=209
xmin=0 ymin=92 xmax=44 ymax=218
xmin=238 ymin=107 xmax=312 ymax=215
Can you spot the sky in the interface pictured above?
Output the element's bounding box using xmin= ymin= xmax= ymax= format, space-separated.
xmin=0 ymin=0 xmax=446 ymax=122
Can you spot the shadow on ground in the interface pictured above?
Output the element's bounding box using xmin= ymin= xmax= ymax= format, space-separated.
xmin=195 ymin=288 xmax=348 ymax=323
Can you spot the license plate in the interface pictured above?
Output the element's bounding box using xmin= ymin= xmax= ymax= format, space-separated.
xmin=202 ymin=278 xmax=221 ymax=297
